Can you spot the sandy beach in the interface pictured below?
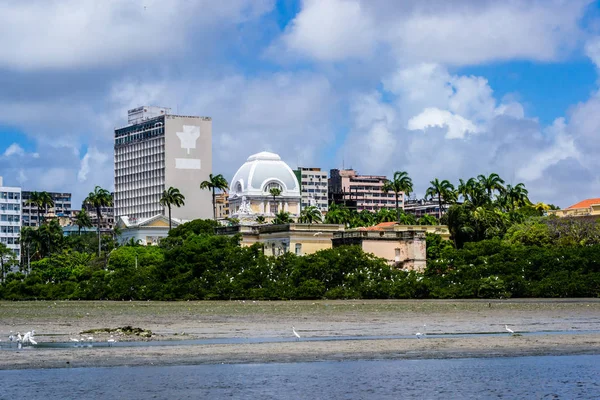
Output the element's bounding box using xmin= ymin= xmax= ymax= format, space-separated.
xmin=1 ymin=299 xmax=599 ymax=369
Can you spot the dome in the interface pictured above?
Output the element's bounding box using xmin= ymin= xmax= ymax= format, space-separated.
xmin=229 ymin=151 xmax=300 ymax=199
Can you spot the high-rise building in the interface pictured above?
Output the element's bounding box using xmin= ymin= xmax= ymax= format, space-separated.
xmin=0 ymin=177 xmax=22 ymax=260
xmin=294 ymin=167 xmax=328 ymax=212
xmin=21 ymin=191 xmax=72 ymax=227
xmin=328 ymin=169 xmax=400 ymax=212
xmin=114 ymin=106 xmax=213 ymax=222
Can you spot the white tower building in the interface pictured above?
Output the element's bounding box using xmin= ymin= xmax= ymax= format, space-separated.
xmin=0 ymin=176 xmax=22 ymax=262
xmin=114 ymin=106 xmax=213 ymax=222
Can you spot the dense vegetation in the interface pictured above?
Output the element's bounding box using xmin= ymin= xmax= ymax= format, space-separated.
xmin=1 ymin=174 xmax=598 ymax=300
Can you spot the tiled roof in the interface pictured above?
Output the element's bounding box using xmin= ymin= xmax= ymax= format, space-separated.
xmin=567 ymin=198 xmax=600 ymax=210
xmin=364 ymin=222 xmax=397 ymax=231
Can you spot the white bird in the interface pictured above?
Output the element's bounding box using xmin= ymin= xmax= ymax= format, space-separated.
xmin=8 ymin=331 xmax=14 ymax=342
xmin=16 ymin=332 xmax=22 ymax=343
xmin=70 ymin=338 xmax=80 ymax=342
xmin=107 ymin=335 xmax=116 ymax=347
xmin=415 ymin=324 xmax=427 ymax=339
xmin=505 ymin=325 xmax=514 ymax=334
xmin=313 ymin=232 xmax=323 ymax=236
xmin=22 ymin=330 xmax=37 ymax=345
xmin=292 ymin=326 xmax=301 ymax=340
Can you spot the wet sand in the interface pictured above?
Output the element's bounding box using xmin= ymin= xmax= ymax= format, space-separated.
xmin=1 ymin=299 xmax=600 ymax=369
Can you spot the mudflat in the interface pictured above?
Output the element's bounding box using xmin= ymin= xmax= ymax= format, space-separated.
xmin=1 ymin=299 xmax=599 ymax=369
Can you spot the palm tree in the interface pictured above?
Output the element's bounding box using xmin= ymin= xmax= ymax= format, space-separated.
xmin=255 ymin=215 xmax=267 ymax=225
xmin=298 ymin=206 xmax=322 ymax=224
xmin=418 ymin=214 xmax=438 ymax=225
xmin=200 ymin=174 xmax=229 ymax=221
xmin=273 ymin=211 xmax=293 ymax=225
xmin=26 ymin=191 xmax=55 ymax=227
xmin=425 ymin=178 xmax=456 ymax=219
xmin=83 ymin=186 xmax=113 ymax=256
xmin=477 ymin=173 xmax=505 ymax=199
xmin=269 ymin=187 xmax=282 ymax=214
xmin=74 ymin=210 xmax=93 ymax=235
xmin=502 ymin=183 xmax=531 ymax=211
xmin=159 ymin=187 xmax=186 ymax=231
xmin=375 ymin=208 xmax=396 ymax=223
xmin=324 ymin=203 xmax=351 ymax=225
xmin=382 ymin=171 xmax=413 ymax=223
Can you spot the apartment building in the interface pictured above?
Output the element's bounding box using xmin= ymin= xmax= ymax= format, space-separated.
xmin=0 ymin=177 xmax=22 ymax=260
xmin=294 ymin=167 xmax=328 ymax=212
xmin=21 ymin=191 xmax=72 ymax=227
xmin=114 ymin=106 xmax=213 ymax=222
xmin=404 ymin=199 xmax=449 ymax=218
xmin=328 ymin=169 xmax=399 ymax=212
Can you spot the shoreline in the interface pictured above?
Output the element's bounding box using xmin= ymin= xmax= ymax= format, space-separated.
xmin=1 ymin=299 xmax=599 ymax=370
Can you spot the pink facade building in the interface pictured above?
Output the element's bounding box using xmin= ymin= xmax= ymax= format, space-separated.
xmin=328 ymin=169 xmax=402 ymax=212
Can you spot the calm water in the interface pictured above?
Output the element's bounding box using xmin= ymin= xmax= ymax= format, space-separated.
xmin=1 ymin=355 xmax=598 ymax=399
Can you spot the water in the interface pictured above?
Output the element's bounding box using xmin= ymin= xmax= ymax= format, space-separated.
xmin=1 ymin=355 xmax=598 ymax=399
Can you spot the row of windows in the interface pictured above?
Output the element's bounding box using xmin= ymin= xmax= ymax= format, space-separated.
xmin=302 ymin=181 xmax=327 ymax=187
xmin=114 ymin=141 xmax=164 ymax=163
xmin=1 ymin=215 xmax=20 ymax=222
xmin=0 ymin=192 xmax=21 ymax=200
xmin=115 ymin=126 xmax=164 ymax=146
xmin=300 ymin=174 xmax=327 ymax=179
xmin=115 ymin=154 xmax=164 ymax=169
xmin=115 ymin=117 xmax=165 ymax=138
xmin=115 ymin=169 xmax=164 ymax=184
xmin=115 ymin=162 xmax=165 ymax=176
xmin=0 ymin=237 xmax=19 ymax=246
xmin=1 ymin=226 xmax=20 ymax=234
xmin=0 ymin=204 xmax=20 ymax=212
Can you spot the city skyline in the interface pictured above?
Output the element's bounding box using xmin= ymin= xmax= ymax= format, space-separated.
xmin=1 ymin=1 xmax=600 ymax=208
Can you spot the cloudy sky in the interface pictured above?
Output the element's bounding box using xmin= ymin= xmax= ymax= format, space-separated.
xmin=1 ymin=0 xmax=600 ymax=208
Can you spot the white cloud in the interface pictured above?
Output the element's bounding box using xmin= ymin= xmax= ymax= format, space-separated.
xmin=0 ymin=0 xmax=274 ymax=70
xmin=407 ymin=108 xmax=479 ymax=139
xmin=279 ymin=0 xmax=375 ymax=62
xmin=3 ymin=143 xmax=25 ymax=157
xmin=78 ymin=147 xmax=110 ymax=183
xmin=279 ymin=0 xmax=589 ymax=65
xmin=585 ymin=36 xmax=600 ymax=69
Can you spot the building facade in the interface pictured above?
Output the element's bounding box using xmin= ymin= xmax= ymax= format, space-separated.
xmin=114 ymin=106 xmax=213 ymax=222
xmin=215 ymin=192 xmax=229 ymax=220
xmin=294 ymin=167 xmax=328 ymax=213
xmin=215 ymin=223 xmax=345 ymax=256
xmin=228 ymin=152 xmax=301 ymax=223
xmin=328 ymin=169 xmax=399 ymax=212
xmin=404 ymin=199 xmax=450 ymax=219
xmin=83 ymin=203 xmax=115 ymax=232
xmin=548 ymin=198 xmax=600 ymax=219
xmin=21 ymin=191 xmax=72 ymax=227
xmin=116 ymin=214 xmax=183 ymax=246
xmin=0 ymin=177 xmax=22 ymax=260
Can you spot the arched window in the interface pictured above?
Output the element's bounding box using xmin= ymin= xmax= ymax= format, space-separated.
xmin=235 ymin=182 xmax=242 ymax=193
xmin=264 ymin=181 xmax=282 ymax=193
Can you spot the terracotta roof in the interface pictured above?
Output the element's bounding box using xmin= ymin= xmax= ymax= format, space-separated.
xmin=567 ymin=198 xmax=600 ymax=210
xmin=364 ymin=222 xmax=397 ymax=231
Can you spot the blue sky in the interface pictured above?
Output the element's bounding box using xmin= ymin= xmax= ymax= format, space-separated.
xmin=1 ymin=0 xmax=600 ymax=208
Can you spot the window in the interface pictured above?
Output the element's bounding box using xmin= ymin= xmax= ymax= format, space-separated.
xmin=264 ymin=182 xmax=282 ymax=193
xmin=295 ymin=243 xmax=302 ymax=256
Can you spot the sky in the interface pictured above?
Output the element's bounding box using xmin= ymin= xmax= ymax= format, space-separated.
xmin=1 ymin=0 xmax=600 ymax=208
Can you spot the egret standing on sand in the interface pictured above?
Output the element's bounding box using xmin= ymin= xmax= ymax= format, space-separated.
xmin=292 ymin=326 xmax=301 ymax=341
xmin=505 ymin=325 xmax=514 ymax=334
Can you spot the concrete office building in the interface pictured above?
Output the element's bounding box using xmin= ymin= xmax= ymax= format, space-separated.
xmin=21 ymin=191 xmax=72 ymax=227
xmin=328 ymin=169 xmax=399 ymax=212
xmin=294 ymin=167 xmax=328 ymax=212
xmin=114 ymin=106 xmax=213 ymax=222
xmin=0 ymin=177 xmax=22 ymax=260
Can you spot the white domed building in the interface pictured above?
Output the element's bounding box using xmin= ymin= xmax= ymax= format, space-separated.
xmin=229 ymin=151 xmax=301 ymax=223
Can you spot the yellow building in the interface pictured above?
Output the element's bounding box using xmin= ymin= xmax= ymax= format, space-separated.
xmin=116 ymin=214 xmax=184 ymax=245
xmin=215 ymin=191 xmax=229 ymax=221
xmin=216 ymin=223 xmax=345 ymax=256
xmin=228 ymin=152 xmax=301 ymax=224
xmin=548 ymin=198 xmax=600 ymax=219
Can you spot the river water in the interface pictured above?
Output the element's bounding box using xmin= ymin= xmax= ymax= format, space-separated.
xmin=1 ymin=355 xmax=598 ymax=399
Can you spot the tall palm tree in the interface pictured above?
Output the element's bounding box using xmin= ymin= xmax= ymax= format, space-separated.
xmin=200 ymin=174 xmax=229 ymax=221
xmin=375 ymin=208 xmax=396 ymax=223
xmin=324 ymin=203 xmax=351 ymax=225
xmin=159 ymin=187 xmax=186 ymax=231
xmin=425 ymin=178 xmax=456 ymax=219
xmin=74 ymin=210 xmax=93 ymax=235
xmin=477 ymin=173 xmax=505 ymax=199
xmin=382 ymin=171 xmax=413 ymax=223
xmin=298 ymin=206 xmax=322 ymax=224
xmin=269 ymin=187 xmax=282 ymax=214
xmin=84 ymin=186 xmax=113 ymax=256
